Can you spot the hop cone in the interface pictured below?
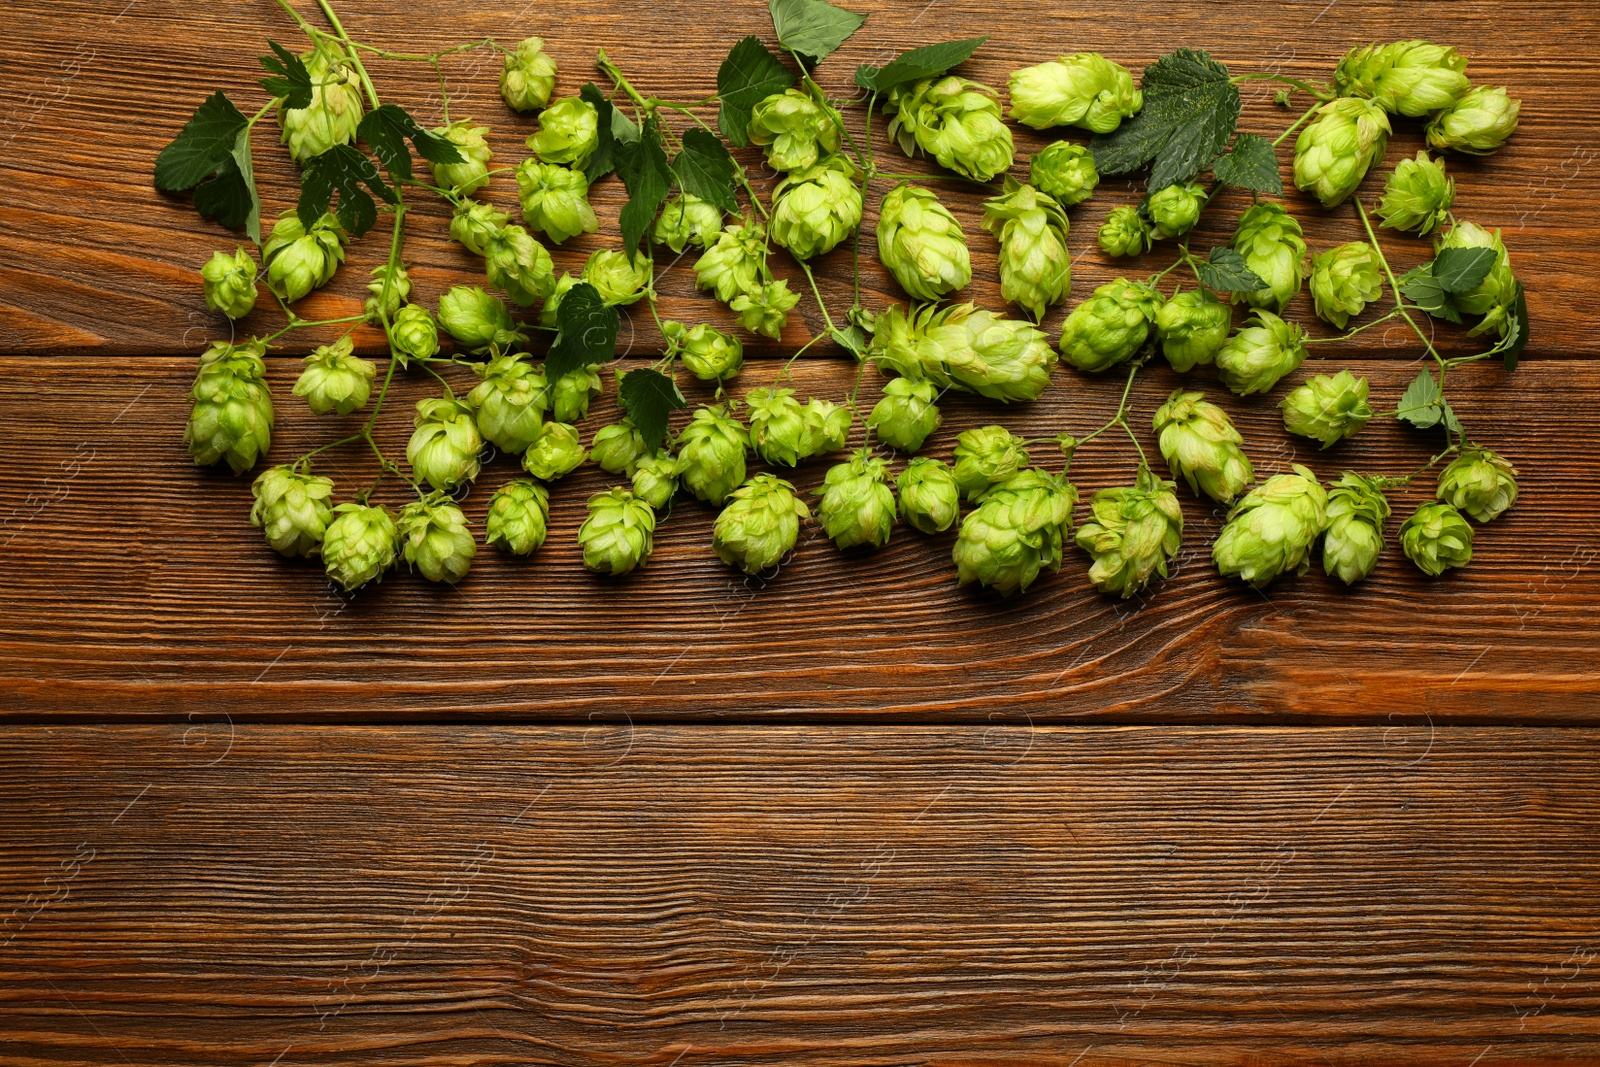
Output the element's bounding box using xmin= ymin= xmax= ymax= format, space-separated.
xmin=528 ymin=96 xmax=598 ymax=167
xmin=250 ymin=465 xmax=335 ymax=558
xmin=982 ymin=179 xmax=1072 ymax=320
xmin=583 ymin=249 xmax=650 ymax=306
xmin=185 ymin=340 xmax=273 ymax=474
xmin=695 ymin=222 xmax=767 ymax=304
xmin=1335 ymin=41 xmax=1470 ymax=117
xmin=714 ymin=474 xmax=810 ymax=574
xmin=870 ymin=303 xmax=1057 ymax=403
xmin=1436 ymin=221 xmax=1519 ymax=337
xmin=771 ymin=156 xmax=863 ymax=260
xmin=467 ymin=354 xmax=547 ymax=454
xmin=953 ymin=424 xmax=1030 ymax=500
xmin=430 ymin=119 xmax=494 ymax=196
xmin=888 ymin=75 xmax=1014 ymax=182
xmin=1155 ymin=288 xmax=1232 ymax=373
xmin=522 ymin=421 xmax=587 ymax=481
xmin=746 ymin=387 xmax=808 ymax=467
xmin=1152 ymin=389 xmax=1254 ymax=504
xmin=1097 ymin=205 xmax=1152 ymax=258
xmin=538 ymin=273 xmax=578 ymax=330
xmin=578 ymin=488 xmax=656 ymax=576
xmin=897 ymin=457 xmax=961 ymax=535
xmin=1293 ymin=97 xmax=1391 ymax=208
xmin=1400 ymin=502 xmax=1473 ymax=576
xmin=438 ymin=286 xmax=527 ymax=354
xmin=665 ymin=321 xmax=743 ymax=382
xmin=1309 ymin=241 xmax=1383 ymax=329
xmin=631 ymin=452 xmax=681 ymax=511
xmin=485 ymin=479 xmax=550 ymax=555
xmin=294 ymin=335 xmax=376 ymax=416
xmin=816 ymin=450 xmax=896 ymax=550
xmin=364 ymin=262 xmax=411 ymax=325
xmin=201 ymin=247 xmax=259 ymax=319
xmin=653 ymin=193 xmax=724 ymax=254
xmin=451 ymin=199 xmax=511 ymax=256
xmin=501 ymin=37 xmax=557 ymax=113
xmin=1212 ymin=464 xmax=1329 ymax=587
xmin=730 ymin=280 xmax=799 ymax=340
xmin=278 ymin=42 xmax=363 ymax=162
xmin=323 ymin=503 xmax=398 ymax=591
xmin=399 ymin=494 xmax=477 ymax=584
xmin=1231 ymin=202 xmax=1306 ymax=312
xmin=1426 ymin=86 xmax=1520 ymax=155
xmin=516 ymin=159 xmax=598 ymax=244
xmin=1059 ymin=278 xmax=1163 ymax=373
xmin=389 ymin=303 xmax=439 ymax=367
xmin=485 ymin=224 xmax=555 ymax=307
xmin=1378 ymin=150 xmax=1454 ymax=235
xmin=1007 ymin=52 xmax=1142 ymax=133
xmin=1215 ymin=309 xmax=1309 ymax=397
xmin=407 ymin=397 xmax=482 ymax=492
xmin=876 ymin=184 xmax=971 ymax=302
xmin=953 ymin=468 xmax=1078 ymax=596
xmin=747 ymin=89 xmax=843 ymax=172
xmin=1437 ymin=448 xmax=1518 ymax=523
xmin=1075 ymin=466 xmax=1184 ymax=598
xmin=549 ymin=365 xmax=602 ymax=423
xmin=867 ymin=377 xmax=942 ymax=453
xmin=675 ymin=405 xmax=749 ymax=506
xmin=1145 ymin=181 xmax=1206 ymax=240
xmin=591 ymin=419 xmax=649 ymax=476
xmin=1029 ymin=141 xmax=1100 ymax=205
xmin=263 ymin=211 xmax=346 ymax=303
xmin=1280 ymin=370 xmax=1372 ymax=447
xmin=802 ymin=398 xmax=853 ymax=459
xmin=1322 ymin=472 xmax=1390 ymax=585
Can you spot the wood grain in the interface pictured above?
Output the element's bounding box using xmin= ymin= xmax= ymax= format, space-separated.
xmin=3 ymin=725 xmax=1600 ymax=1065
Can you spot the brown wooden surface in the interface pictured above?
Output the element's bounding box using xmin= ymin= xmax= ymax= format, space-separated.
xmin=3 ymin=0 xmax=1600 ymax=1063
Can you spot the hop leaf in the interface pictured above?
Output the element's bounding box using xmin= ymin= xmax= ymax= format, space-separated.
xmin=1395 ymin=367 xmax=1460 ymax=433
xmin=154 ymin=91 xmax=262 ymax=241
xmin=298 ymin=143 xmax=394 ymax=237
xmin=618 ymin=368 xmax=688 ymax=451
xmin=672 ymin=127 xmax=740 ymax=214
xmin=1193 ymin=247 xmax=1266 ymax=293
xmin=855 ymin=37 xmax=988 ymax=94
xmin=1211 ymin=132 xmax=1282 ymax=194
xmin=1091 ymin=49 xmax=1241 ymax=193
xmin=357 ymin=103 xmax=462 ymax=180
xmin=545 ymin=282 xmax=620 ymax=383
xmin=578 ymin=82 xmax=637 ymax=182
xmin=617 ymin=116 xmax=673 ymax=256
xmin=768 ymin=0 xmax=867 ymax=64
xmin=259 ymin=41 xmax=313 ymax=110
xmin=1431 ymin=245 xmax=1498 ymax=293
xmin=718 ymin=36 xmax=796 ymax=147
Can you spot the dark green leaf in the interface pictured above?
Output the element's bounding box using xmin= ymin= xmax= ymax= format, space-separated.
xmin=829 ymin=325 xmax=867 ymax=357
xmin=357 ymin=104 xmax=462 ymax=180
xmin=1211 ymin=132 xmax=1282 ymax=195
xmin=229 ymin=125 xmax=261 ymax=244
xmin=1504 ymin=281 xmax=1528 ymax=372
xmin=617 ymin=117 xmax=673 ymax=258
xmin=769 ymin=0 xmax=866 ymax=63
xmin=854 ymin=37 xmax=987 ymax=93
xmin=579 ymin=82 xmax=629 ymax=182
xmin=186 ymin=124 xmax=261 ymax=241
xmin=672 ymin=127 xmax=739 ymax=214
xmin=259 ymin=41 xmax=313 ymax=110
xmin=1432 ymin=245 xmax=1498 ymax=295
xmin=1090 ymin=49 xmax=1240 ymax=193
xmin=1398 ymin=263 xmax=1465 ymax=325
xmin=546 ymin=282 xmax=620 ymax=383
xmin=1192 ymin=246 xmax=1266 ymax=293
xmin=1396 ymin=368 xmax=1444 ymax=430
xmin=298 ymin=144 xmax=393 ymax=238
xmin=717 ymin=36 xmax=795 ymax=147
xmin=154 ymin=91 xmax=248 ymax=191
xmin=619 ymin=368 xmax=689 ymax=451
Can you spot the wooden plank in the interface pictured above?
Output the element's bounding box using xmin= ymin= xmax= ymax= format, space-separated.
xmin=0 ymin=0 xmax=1594 ymax=356
xmin=2 ymin=724 xmax=1599 ymax=1065
xmin=2 ymin=355 xmax=1594 ymax=721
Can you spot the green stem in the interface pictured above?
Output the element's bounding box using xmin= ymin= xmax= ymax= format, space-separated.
xmin=774 ymin=333 xmax=825 ymax=386
xmin=1302 ymin=307 xmax=1405 ymax=343
xmin=261 ymin=314 xmax=369 ymax=344
xmin=310 ymin=0 xmax=381 ymax=109
xmin=1272 ymin=102 xmax=1322 ymax=148
xmin=294 ymin=432 xmax=363 ymax=470
xmin=597 ymin=50 xmax=653 ymax=113
xmin=1232 ymin=73 xmax=1333 ymax=101
xmin=796 ymin=258 xmax=838 ymax=334
xmin=1356 ymin=199 xmax=1444 ymax=366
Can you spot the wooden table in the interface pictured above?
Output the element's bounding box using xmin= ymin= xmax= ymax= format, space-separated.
xmin=3 ymin=0 xmax=1599 ymax=1062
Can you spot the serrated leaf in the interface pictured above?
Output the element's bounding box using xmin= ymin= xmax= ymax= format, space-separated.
xmin=854 ymin=36 xmax=987 ymax=93
xmin=1193 ymin=246 xmax=1266 ymax=293
xmin=717 ymin=36 xmax=795 ymax=147
xmin=1090 ymin=49 xmax=1240 ymax=193
xmin=579 ymin=82 xmax=629 ymax=182
xmin=357 ymin=103 xmax=462 ymax=181
xmin=829 ymin=325 xmax=867 ymax=357
xmin=1504 ymin=281 xmax=1528 ymax=372
xmin=1432 ymin=245 xmax=1498 ymax=295
xmin=617 ymin=117 xmax=673 ymax=258
xmin=154 ymin=90 xmax=248 ymax=192
xmin=259 ymin=41 xmax=313 ymax=110
xmin=1399 ymin=263 xmax=1465 ymax=325
xmin=770 ymin=0 xmax=867 ymax=63
xmin=1396 ymin=368 xmax=1444 ymax=429
xmin=1211 ymin=132 xmax=1282 ymax=195
xmin=229 ymin=125 xmax=261 ymax=244
xmin=546 ymin=282 xmax=620 ymax=383
xmin=298 ymin=144 xmax=393 ymax=238
xmin=619 ymin=368 xmax=688 ymax=451
xmin=672 ymin=127 xmax=739 ymax=214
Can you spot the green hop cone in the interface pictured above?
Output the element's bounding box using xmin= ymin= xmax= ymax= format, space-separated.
xmin=664 ymin=321 xmax=743 ymax=382
xmin=293 ymin=335 xmax=376 ymax=416
xmin=1028 ymin=141 xmax=1100 ymax=206
xmin=430 ymin=119 xmax=494 ymax=195
xmin=952 ymin=424 xmax=1030 ymax=500
xmin=322 ymin=503 xmax=397 ymax=591
xmin=1097 ymin=205 xmax=1153 ymax=258
xmin=1152 ymin=389 xmax=1255 ymax=504
xmin=250 ymin=465 xmax=335 ymax=558
xmin=1425 ymin=86 xmax=1520 ymax=156
xmin=982 ymin=179 xmax=1072 ymax=320
xmin=515 ymin=159 xmax=599 ymax=245
xmin=653 ymin=193 xmax=724 ymax=254
xmin=802 ymin=398 xmax=853 ymax=459
xmin=500 ymin=37 xmax=557 ymax=113
xmin=583 ymin=248 xmax=650 ymax=305
xmin=872 ymin=303 xmax=1058 ymax=402
xmin=1378 ymin=150 xmax=1455 ymax=235
xmin=675 ymin=405 xmax=750 ymax=506
xmin=1074 ymin=466 xmax=1184 ymax=598
xmin=437 ymin=286 xmax=527 ymax=354
xmin=549 ymin=365 xmax=602 ymax=423
xmin=1230 ymin=202 xmax=1307 ymax=312
xmin=522 ymin=421 xmax=587 ymax=481
xmin=888 ymin=75 xmax=1014 ymax=182
xmin=896 ymin=457 xmax=961 ymax=535
xmin=278 ymin=42 xmax=363 ymax=163
xmin=1335 ymin=41 xmax=1470 ymax=117
xmin=527 ymin=96 xmax=598 ymax=167
xmin=953 ymin=468 xmax=1078 ymax=596
xmin=578 ymin=488 xmax=656 ymax=576
xmin=262 ymin=211 xmax=346 ymax=303
xmin=1309 ymin=241 xmax=1383 ymax=328
xmin=1059 ymin=278 xmax=1163 ymax=373
xmin=631 ymin=452 xmax=680 ymax=511
xmin=538 ymin=273 xmax=578 ymax=330
xmin=407 ymin=397 xmax=482 ymax=492
xmin=694 ymin=222 xmax=768 ymax=304
xmin=484 ymin=224 xmax=555 ymax=308
xmin=591 ymin=419 xmax=649 ymax=476
xmin=876 ymin=184 xmax=972 ymax=302
xmin=201 ymin=247 xmax=259 ymax=320
xmin=1436 ymin=448 xmax=1518 ymax=523
xmin=363 ymin=262 xmax=411 ymax=325
xmin=1436 ymin=221 xmax=1519 ymax=337
xmin=184 ymin=339 xmax=273 ymax=474
xmin=1145 ymin=181 xmax=1206 ymax=240
xmin=1400 ymin=501 xmax=1474 ymax=576
xmin=1212 ymin=464 xmax=1329 ymax=587
xmin=1294 ymin=97 xmax=1391 ymax=208
xmin=450 ymin=199 xmax=511 ymax=257
xmin=389 ymin=303 xmax=440 ymax=367
xmin=1322 ymin=472 xmax=1390 ymax=585
xmin=867 ymin=377 xmax=942 ymax=453
xmin=730 ymin=281 xmax=799 ymax=340
xmin=1155 ymin=287 xmax=1232 ymax=373
xmin=713 ymin=474 xmax=810 ymax=574
xmin=398 ymin=494 xmax=477 ymax=584
xmin=485 ymin=479 xmax=550 ymax=556
xmin=745 ymin=387 xmax=808 ymax=467
xmin=771 ymin=156 xmax=863 ymax=261
xmin=1215 ymin=309 xmax=1309 ymax=397
xmin=747 ymin=89 xmax=843 ymax=172
xmin=1007 ymin=52 xmax=1142 ymax=133
xmin=1280 ymin=370 xmax=1372 ymax=448
xmin=817 ymin=449 xmax=896 ymax=550
xmin=467 ymin=354 xmax=547 ymax=454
